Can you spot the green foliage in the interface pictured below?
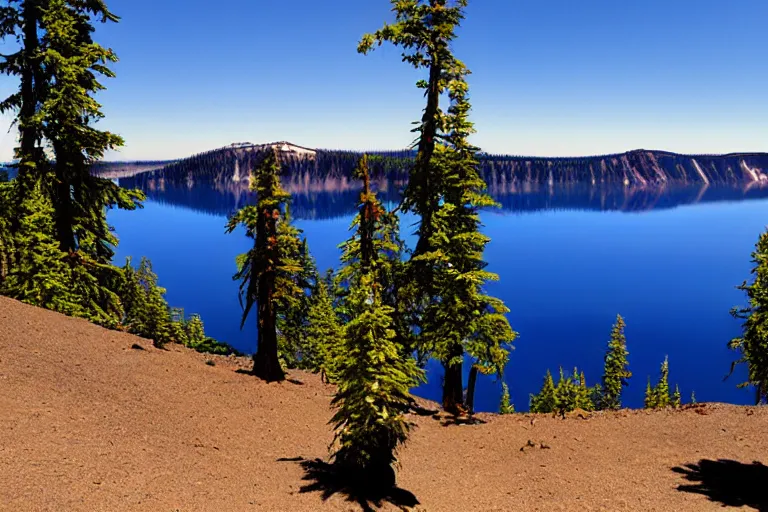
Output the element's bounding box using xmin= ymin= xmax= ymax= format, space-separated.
xmin=184 ymin=313 xmax=205 ymax=346
xmin=644 ymin=378 xmax=655 ymax=409
xmin=2 ymin=177 xmax=83 ymax=316
xmin=0 ymin=180 xmax=15 ymax=284
xmin=645 ymin=356 xmax=679 ymax=409
xmin=531 ymin=367 xmax=595 ymax=414
xmin=169 ymin=320 xmax=189 ymax=346
xmin=690 ymin=391 xmax=697 ymax=405
xmin=499 ymin=382 xmax=514 ymax=415
xmin=555 ymin=368 xmax=594 ymax=415
xmin=278 ymin=239 xmax=320 ymax=370
xmin=330 ymin=156 xmax=424 ymax=475
xmin=330 ymin=274 xmax=425 ymax=473
xmin=335 ymin=156 xmax=415 ymax=361
xmin=305 ymin=277 xmax=345 ymax=382
xmin=655 ymin=356 xmax=671 ymax=408
xmin=729 ymin=229 xmax=768 ymax=403
xmin=360 ymin=0 xmax=516 ymax=414
xmin=530 ymin=369 xmax=557 ymax=414
xmin=0 ymin=0 xmax=145 ymax=329
xmin=337 ymin=157 xmax=403 ymax=297
xmin=182 ymin=313 xmax=233 ymax=355
xmin=599 ymin=314 xmax=631 ymax=410
xmin=227 ymin=148 xmax=307 ymax=381
xmin=672 ymin=384 xmax=682 ymax=408
xmin=38 ymin=0 xmax=143 ymax=261
xmin=120 ymin=257 xmax=173 ymax=347
xmin=116 ymin=258 xmax=234 ymax=354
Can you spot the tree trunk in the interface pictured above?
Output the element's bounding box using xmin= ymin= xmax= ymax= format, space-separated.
xmin=466 ymin=365 xmax=479 ymax=415
xmin=52 ymin=144 xmax=77 ymax=253
xmin=412 ymin=41 xmax=441 ymax=259
xmin=253 ymin=267 xmax=284 ymax=382
xmin=19 ymin=1 xmax=39 ymax=163
xmin=442 ymin=355 xmax=465 ymax=415
xmin=14 ymin=0 xmax=41 ymax=210
xmin=252 ymin=203 xmax=285 ymax=382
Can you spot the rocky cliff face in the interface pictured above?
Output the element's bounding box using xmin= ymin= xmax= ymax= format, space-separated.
xmin=93 ymin=143 xmax=768 ymax=186
xmin=480 ymin=150 xmax=768 ymax=186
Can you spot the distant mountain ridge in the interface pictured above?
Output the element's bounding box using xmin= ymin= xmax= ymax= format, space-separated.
xmin=83 ymin=141 xmax=768 ymax=186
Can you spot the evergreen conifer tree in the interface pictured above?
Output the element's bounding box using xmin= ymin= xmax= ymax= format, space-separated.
xmin=360 ymin=0 xmax=516 ymax=415
xmin=576 ymin=370 xmax=594 ymax=411
xmin=599 ymin=314 xmax=631 ymax=410
xmin=227 ymin=147 xmax=305 ymax=381
xmin=672 ymin=384 xmax=681 ymax=408
xmin=2 ymin=175 xmax=81 ymax=315
xmin=305 ymin=277 xmax=345 ymax=382
xmin=654 ymin=356 xmax=671 ymax=408
xmin=330 ymin=273 xmax=423 ymax=484
xmin=120 ymin=257 xmax=173 ymax=347
xmin=336 ymin=156 xmax=402 ymax=297
xmin=554 ymin=368 xmax=576 ymax=416
xmin=530 ymin=369 xmax=557 ymax=413
xmin=499 ymin=381 xmax=514 ymax=415
xmin=39 ymin=0 xmax=143 ymax=261
xmin=645 ymin=357 xmax=677 ymax=409
xmin=185 ymin=314 xmax=206 ymax=347
xmin=330 ymin=156 xmax=424 ymax=484
xmin=729 ymin=229 xmax=768 ymax=403
xmin=644 ymin=378 xmax=655 ymax=409
xmin=1 ymin=0 xmax=144 ymax=326
xmin=690 ymin=391 xmax=697 ymax=405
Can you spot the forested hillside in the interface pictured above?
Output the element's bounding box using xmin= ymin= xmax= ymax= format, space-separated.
xmin=96 ymin=143 xmax=768 ymax=186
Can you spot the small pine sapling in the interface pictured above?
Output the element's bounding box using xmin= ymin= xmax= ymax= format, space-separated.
xmin=599 ymin=314 xmax=631 ymax=410
xmin=499 ymin=382 xmax=514 ymax=415
xmin=672 ymin=384 xmax=682 ymax=408
xmin=530 ymin=369 xmax=557 ymax=414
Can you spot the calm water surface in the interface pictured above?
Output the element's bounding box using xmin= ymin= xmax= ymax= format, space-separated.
xmin=110 ymin=178 xmax=768 ymax=412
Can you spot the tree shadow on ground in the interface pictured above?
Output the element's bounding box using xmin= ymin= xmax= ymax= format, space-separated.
xmin=672 ymin=459 xmax=768 ymax=511
xmin=280 ymin=457 xmax=420 ymax=511
xmin=437 ymin=414 xmax=487 ymax=427
xmin=233 ymin=369 xmax=305 ymax=385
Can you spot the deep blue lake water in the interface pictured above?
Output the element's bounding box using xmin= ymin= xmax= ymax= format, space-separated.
xmin=110 ymin=177 xmax=768 ymax=412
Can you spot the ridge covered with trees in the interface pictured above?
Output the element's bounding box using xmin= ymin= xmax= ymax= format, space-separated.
xmin=98 ymin=143 xmax=768 ymax=187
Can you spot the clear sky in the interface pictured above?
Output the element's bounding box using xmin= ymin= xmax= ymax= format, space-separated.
xmin=1 ymin=0 xmax=766 ymax=161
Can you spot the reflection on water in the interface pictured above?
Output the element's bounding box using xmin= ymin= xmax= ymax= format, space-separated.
xmin=119 ymin=173 xmax=768 ymax=220
xmin=108 ymin=171 xmax=768 ymax=413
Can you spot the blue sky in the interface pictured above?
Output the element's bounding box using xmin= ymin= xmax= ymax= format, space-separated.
xmin=1 ymin=0 xmax=767 ymax=161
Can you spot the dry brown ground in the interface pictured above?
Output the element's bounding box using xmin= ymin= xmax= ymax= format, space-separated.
xmin=2 ymin=296 xmax=768 ymax=512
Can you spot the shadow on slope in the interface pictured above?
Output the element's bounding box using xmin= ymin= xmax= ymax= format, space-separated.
xmin=672 ymin=459 xmax=768 ymax=511
xmin=279 ymin=457 xmax=420 ymax=511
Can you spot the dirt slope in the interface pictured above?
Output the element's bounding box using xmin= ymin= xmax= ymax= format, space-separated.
xmin=2 ymin=296 xmax=767 ymax=512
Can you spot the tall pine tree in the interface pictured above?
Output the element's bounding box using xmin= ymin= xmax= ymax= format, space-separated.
xmin=331 ymin=155 xmax=424 ymax=484
xmin=729 ymin=229 xmax=768 ymax=403
xmin=227 ymin=147 xmax=305 ymax=381
xmin=0 ymin=0 xmax=144 ymax=327
xmin=360 ymin=0 xmax=516 ymax=415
